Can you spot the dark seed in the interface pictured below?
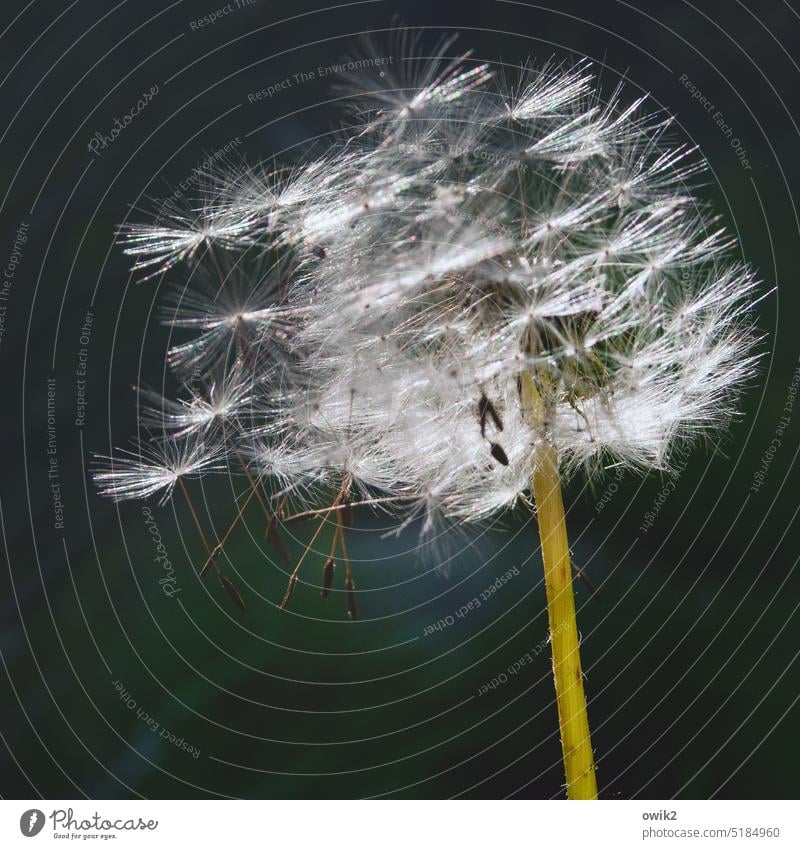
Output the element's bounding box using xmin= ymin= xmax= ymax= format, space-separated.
xmin=486 ymin=395 xmax=504 ymax=431
xmin=478 ymin=393 xmax=504 ymax=437
xmin=321 ymin=558 xmax=335 ymax=598
xmin=219 ymin=575 xmax=245 ymax=611
xmin=267 ymin=517 xmax=291 ymax=563
xmin=490 ymin=443 xmax=509 ymax=466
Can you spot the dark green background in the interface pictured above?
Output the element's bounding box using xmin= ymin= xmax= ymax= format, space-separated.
xmin=1 ymin=0 xmax=798 ymax=799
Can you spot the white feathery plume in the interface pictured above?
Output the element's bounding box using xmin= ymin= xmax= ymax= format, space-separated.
xmin=136 ymin=362 xmax=256 ymax=439
xmin=94 ymin=435 xmax=226 ymax=505
xmin=160 ymin=253 xmax=297 ymax=377
xmin=103 ymin=43 xmax=761 ymax=531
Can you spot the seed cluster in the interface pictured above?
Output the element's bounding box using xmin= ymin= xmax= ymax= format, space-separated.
xmin=96 ymin=40 xmax=760 ymax=558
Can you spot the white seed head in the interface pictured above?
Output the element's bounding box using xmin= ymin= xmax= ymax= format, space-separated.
xmin=104 ymin=46 xmax=762 ymax=538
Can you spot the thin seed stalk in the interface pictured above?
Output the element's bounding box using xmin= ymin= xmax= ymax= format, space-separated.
xmin=521 ymin=372 xmax=597 ymax=800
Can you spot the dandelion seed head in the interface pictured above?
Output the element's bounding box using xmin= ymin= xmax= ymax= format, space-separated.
xmin=107 ymin=40 xmax=763 ymax=541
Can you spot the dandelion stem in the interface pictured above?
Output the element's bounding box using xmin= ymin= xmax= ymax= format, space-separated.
xmin=336 ymin=520 xmax=358 ymax=621
xmin=201 ymin=475 xmax=265 ymax=576
xmin=521 ymin=372 xmax=597 ymax=800
xmin=206 ymin=239 xmax=227 ymax=289
xmin=279 ymin=495 xmax=340 ymax=609
xmin=281 ymin=494 xmax=408 ymax=524
xmin=229 ymin=442 xmax=274 ymax=527
xmin=178 ymin=477 xmax=213 ymax=558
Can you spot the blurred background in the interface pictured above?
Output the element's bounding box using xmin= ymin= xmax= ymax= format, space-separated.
xmin=1 ymin=0 xmax=798 ymax=799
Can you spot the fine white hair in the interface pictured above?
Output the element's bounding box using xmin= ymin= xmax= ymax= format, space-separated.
xmin=97 ymin=46 xmax=761 ymax=542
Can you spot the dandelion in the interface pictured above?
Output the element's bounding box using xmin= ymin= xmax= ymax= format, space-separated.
xmin=119 ymin=189 xmax=255 ymax=278
xmin=137 ymin=364 xmax=255 ymax=438
xmin=99 ymin=42 xmax=762 ymax=799
xmin=93 ymin=435 xmax=225 ymax=505
xmin=160 ymin=252 xmax=299 ymax=377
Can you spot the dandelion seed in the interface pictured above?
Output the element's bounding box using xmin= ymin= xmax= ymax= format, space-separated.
xmin=137 ymin=363 xmax=255 ymax=438
xmin=94 ymin=436 xmax=225 ymax=505
xmin=119 ymin=186 xmax=255 ymax=278
xmin=490 ymin=442 xmax=510 ymax=466
xmin=321 ymin=558 xmax=335 ymax=598
xmin=218 ymin=574 xmax=246 ymax=611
